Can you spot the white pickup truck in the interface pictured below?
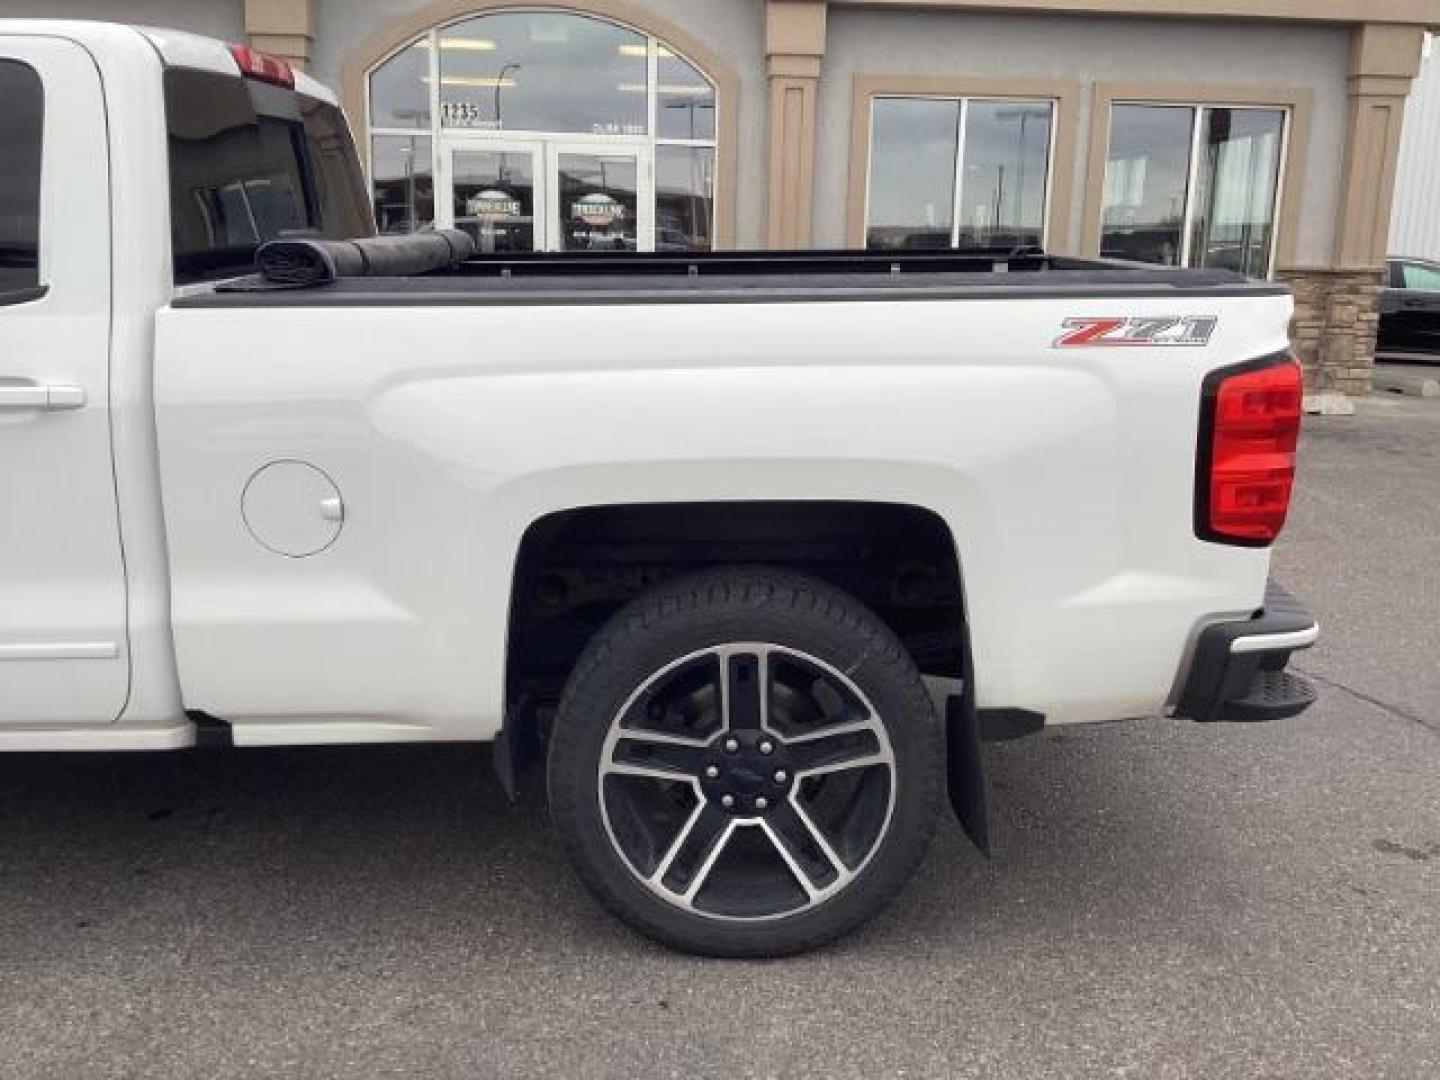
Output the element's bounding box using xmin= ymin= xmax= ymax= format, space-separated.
xmin=1 ymin=21 xmax=1319 ymax=956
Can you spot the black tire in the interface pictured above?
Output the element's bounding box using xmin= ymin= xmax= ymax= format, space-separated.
xmin=547 ymin=566 xmax=945 ymax=957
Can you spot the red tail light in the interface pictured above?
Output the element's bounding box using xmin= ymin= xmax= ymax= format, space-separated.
xmin=229 ymin=44 xmax=295 ymax=89
xmin=1196 ymin=356 xmax=1303 ymax=546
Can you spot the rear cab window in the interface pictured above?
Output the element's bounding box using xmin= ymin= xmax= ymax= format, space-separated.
xmin=164 ymin=68 xmax=373 ymax=285
xmin=0 ymin=58 xmax=43 ymax=302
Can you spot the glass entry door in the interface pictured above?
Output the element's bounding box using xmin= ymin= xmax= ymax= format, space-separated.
xmin=550 ymin=145 xmax=652 ymax=252
xmin=439 ymin=139 xmax=653 ymax=252
xmin=442 ymin=141 xmax=541 ymax=253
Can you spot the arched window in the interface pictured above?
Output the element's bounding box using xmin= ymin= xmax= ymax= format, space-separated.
xmin=365 ymin=9 xmax=717 ymax=253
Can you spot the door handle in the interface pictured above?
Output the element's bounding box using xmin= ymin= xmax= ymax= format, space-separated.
xmin=0 ymin=385 xmax=86 ymax=410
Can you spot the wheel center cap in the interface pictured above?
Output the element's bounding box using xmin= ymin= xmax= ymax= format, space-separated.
xmin=728 ymin=765 xmax=766 ymax=794
xmin=703 ymin=731 xmax=794 ymax=814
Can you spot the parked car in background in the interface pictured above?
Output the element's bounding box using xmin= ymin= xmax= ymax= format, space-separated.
xmin=1378 ymin=256 xmax=1440 ymax=357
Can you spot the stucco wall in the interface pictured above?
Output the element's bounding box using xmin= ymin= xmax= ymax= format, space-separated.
xmin=816 ymin=8 xmax=1349 ymax=266
xmin=310 ymin=0 xmax=770 ymax=247
xmin=0 ymin=0 xmax=243 ymax=40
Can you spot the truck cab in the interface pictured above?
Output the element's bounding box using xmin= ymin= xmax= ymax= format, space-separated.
xmin=0 ymin=24 xmax=368 ymax=743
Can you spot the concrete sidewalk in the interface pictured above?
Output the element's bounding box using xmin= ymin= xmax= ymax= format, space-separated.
xmin=1373 ymin=360 xmax=1440 ymax=399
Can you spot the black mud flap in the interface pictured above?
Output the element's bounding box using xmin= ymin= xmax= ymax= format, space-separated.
xmin=946 ymin=692 xmax=989 ymax=855
xmin=492 ymin=690 xmax=545 ymax=801
xmin=492 ymin=726 xmax=521 ymax=801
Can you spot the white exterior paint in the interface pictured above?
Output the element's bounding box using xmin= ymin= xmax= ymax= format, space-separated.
xmin=0 ymin=21 xmax=1300 ymax=751
xmin=1391 ymin=34 xmax=1440 ymax=261
xmin=137 ymin=25 xmax=338 ymax=103
xmin=0 ymin=32 xmax=129 ymax=727
xmin=153 ymin=291 xmax=1287 ymax=744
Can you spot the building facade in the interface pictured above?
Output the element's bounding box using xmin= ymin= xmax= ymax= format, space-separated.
xmin=1392 ymin=33 xmax=1439 ymax=260
xmin=7 ymin=0 xmax=1440 ymax=392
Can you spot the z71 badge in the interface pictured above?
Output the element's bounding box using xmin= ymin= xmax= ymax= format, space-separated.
xmin=1054 ymin=316 xmax=1218 ymax=348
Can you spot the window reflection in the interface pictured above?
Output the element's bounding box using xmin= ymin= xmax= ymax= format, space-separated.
xmin=167 ymin=70 xmax=371 ymax=284
xmin=865 ymin=96 xmax=1053 ymax=252
xmin=657 ymin=49 xmax=715 ymax=140
xmin=369 ymin=39 xmax=429 ymax=128
xmin=1190 ymin=108 xmax=1284 ymax=277
xmin=1102 ymin=105 xmax=1193 ymax=266
xmin=558 ymin=152 xmax=639 ymax=250
xmin=865 ymin=98 xmax=959 ymax=250
xmin=957 ymin=100 xmax=1051 ymax=249
xmin=0 ymin=60 xmax=43 ymax=294
xmin=657 ymin=145 xmax=714 ymax=250
xmin=1104 ymin=103 xmax=1287 ymax=276
xmin=371 ymin=135 xmax=433 ymax=234
xmin=453 ymin=149 xmax=535 ymax=251
xmin=366 ymin=10 xmax=718 ymax=251
xmin=438 ymin=12 xmax=646 ymax=134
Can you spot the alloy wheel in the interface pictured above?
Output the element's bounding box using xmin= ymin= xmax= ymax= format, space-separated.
xmin=597 ymin=643 xmax=897 ymax=921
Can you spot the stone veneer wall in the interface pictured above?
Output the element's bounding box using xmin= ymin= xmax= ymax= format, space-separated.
xmin=1278 ymin=267 xmax=1384 ymax=396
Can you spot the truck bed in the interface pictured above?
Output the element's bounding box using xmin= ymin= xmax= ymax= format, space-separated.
xmin=177 ymin=249 xmax=1288 ymax=308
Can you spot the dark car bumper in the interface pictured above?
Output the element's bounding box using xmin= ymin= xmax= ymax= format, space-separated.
xmin=1174 ymin=580 xmax=1319 ymax=723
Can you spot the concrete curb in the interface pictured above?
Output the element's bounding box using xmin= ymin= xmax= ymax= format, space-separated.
xmin=1303 ymin=392 xmax=1356 ymax=416
xmin=1372 ymin=367 xmax=1440 ymax=398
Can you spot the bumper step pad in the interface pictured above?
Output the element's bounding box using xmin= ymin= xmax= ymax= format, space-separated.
xmin=1176 ymin=581 xmax=1320 ymax=723
xmin=1220 ymin=669 xmax=1318 ymax=723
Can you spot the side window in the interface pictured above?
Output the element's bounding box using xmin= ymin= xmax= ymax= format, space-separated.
xmin=1401 ymin=262 xmax=1440 ymax=291
xmin=0 ymin=59 xmax=43 ymax=299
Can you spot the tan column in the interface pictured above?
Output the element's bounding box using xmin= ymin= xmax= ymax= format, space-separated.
xmin=1333 ymin=23 xmax=1426 ymax=267
xmin=765 ymin=1 xmax=827 ymax=249
xmin=1291 ymin=23 xmax=1426 ymax=399
xmin=245 ymin=0 xmax=315 ymax=72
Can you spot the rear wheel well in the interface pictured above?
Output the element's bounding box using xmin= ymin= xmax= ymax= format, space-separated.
xmin=506 ymin=502 xmax=966 ymax=718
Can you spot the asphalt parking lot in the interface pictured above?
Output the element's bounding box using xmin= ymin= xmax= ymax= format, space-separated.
xmin=1 ymin=397 xmax=1437 ymax=1079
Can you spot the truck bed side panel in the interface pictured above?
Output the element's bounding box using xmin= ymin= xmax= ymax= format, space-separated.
xmin=154 ymin=288 xmax=1289 ymax=739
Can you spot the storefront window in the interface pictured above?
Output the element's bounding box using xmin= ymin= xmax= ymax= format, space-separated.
xmin=366 ymin=9 xmax=718 ymax=252
xmin=957 ymin=99 xmax=1053 ymax=249
xmin=1101 ymin=105 xmax=1192 ymax=266
xmin=557 ymin=152 xmax=639 ymax=250
xmin=1103 ymin=103 xmax=1287 ymax=276
xmin=452 ymin=148 xmax=533 ymax=251
xmin=371 ymin=134 xmax=433 ymax=234
xmin=865 ymin=96 xmax=1054 ymax=251
xmin=437 ymin=12 xmax=646 ymax=134
xmin=865 ymin=98 xmax=959 ymax=250
xmin=369 ymin=41 xmax=429 ymax=129
xmin=656 ymin=145 xmax=714 ymax=250
xmin=1189 ymin=108 xmax=1285 ymax=277
xmin=657 ymin=48 xmax=715 ymax=140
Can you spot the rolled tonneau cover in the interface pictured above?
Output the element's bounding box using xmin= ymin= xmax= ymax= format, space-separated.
xmin=255 ymin=230 xmax=476 ymax=285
